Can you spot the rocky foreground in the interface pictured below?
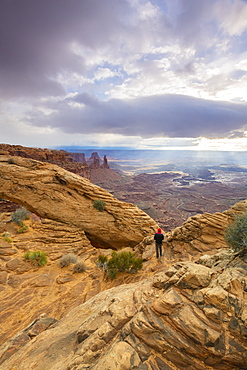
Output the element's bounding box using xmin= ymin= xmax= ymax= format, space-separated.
xmin=0 ymin=201 xmax=247 ymax=369
xmin=0 ymin=154 xmax=247 ymax=369
xmin=1 ymin=248 xmax=246 ymax=370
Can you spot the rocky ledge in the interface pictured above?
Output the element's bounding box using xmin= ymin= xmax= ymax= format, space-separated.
xmin=0 ymin=156 xmax=157 ymax=249
xmin=1 ymin=249 xmax=246 ymax=370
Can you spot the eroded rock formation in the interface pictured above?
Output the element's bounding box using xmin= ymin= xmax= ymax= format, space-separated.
xmin=0 ymin=213 xmax=157 ymax=350
xmin=0 ymin=156 xmax=157 ymax=249
xmin=1 ymin=249 xmax=246 ymax=370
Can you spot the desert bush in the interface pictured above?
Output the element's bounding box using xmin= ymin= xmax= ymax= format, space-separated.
xmin=93 ymin=199 xmax=105 ymax=212
xmin=72 ymin=261 xmax=87 ymax=273
xmin=8 ymin=158 xmax=15 ymax=164
xmin=96 ymin=251 xmax=143 ymax=279
xmin=59 ymin=253 xmax=77 ymax=268
xmin=108 ymin=269 xmax=117 ymax=279
xmin=108 ymin=251 xmax=143 ymax=273
xmin=224 ymin=212 xmax=247 ymax=256
xmin=1 ymin=232 xmax=12 ymax=243
xmin=24 ymin=251 xmax=47 ymax=266
xmin=4 ymin=236 xmax=12 ymax=243
xmin=96 ymin=254 xmax=108 ymax=268
xmin=11 ymin=207 xmax=29 ymax=225
xmin=17 ymin=222 xmax=28 ymax=233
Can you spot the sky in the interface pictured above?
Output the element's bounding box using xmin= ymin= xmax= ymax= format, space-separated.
xmin=1 ymin=0 xmax=247 ymax=151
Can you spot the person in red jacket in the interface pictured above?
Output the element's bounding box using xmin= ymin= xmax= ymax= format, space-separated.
xmin=154 ymin=228 xmax=164 ymax=258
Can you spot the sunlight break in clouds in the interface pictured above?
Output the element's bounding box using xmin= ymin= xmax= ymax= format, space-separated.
xmin=0 ymin=0 xmax=247 ymax=150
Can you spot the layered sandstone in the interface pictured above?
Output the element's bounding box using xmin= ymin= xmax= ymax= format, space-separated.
xmin=0 ymin=144 xmax=74 ymax=163
xmin=163 ymin=199 xmax=247 ymax=260
xmin=1 ymin=248 xmax=246 ymax=370
xmin=0 ymin=156 xmax=157 ymax=249
xmin=0 ymin=144 xmax=116 ymax=180
xmin=2 ymin=200 xmax=245 ymax=350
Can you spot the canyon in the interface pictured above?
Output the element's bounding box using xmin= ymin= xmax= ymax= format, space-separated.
xmin=1 ymin=144 xmax=247 ymax=232
xmin=0 ymin=144 xmax=246 ymax=369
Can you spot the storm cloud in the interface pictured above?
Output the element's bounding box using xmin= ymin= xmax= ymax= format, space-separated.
xmin=1 ymin=0 xmax=247 ymax=148
xmin=28 ymin=93 xmax=247 ymax=139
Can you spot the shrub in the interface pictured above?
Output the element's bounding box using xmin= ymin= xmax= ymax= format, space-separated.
xmin=93 ymin=200 xmax=105 ymax=212
xmin=59 ymin=253 xmax=77 ymax=268
xmin=3 ymin=236 xmax=12 ymax=243
xmin=224 ymin=212 xmax=247 ymax=256
xmin=24 ymin=251 xmax=47 ymax=266
xmin=17 ymin=222 xmax=28 ymax=233
xmin=96 ymin=254 xmax=108 ymax=267
xmin=11 ymin=207 xmax=29 ymax=225
xmin=108 ymin=269 xmax=117 ymax=280
xmin=8 ymin=158 xmax=15 ymax=164
xmin=96 ymin=251 xmax=143 ymax=279
xmin=1 ymin=232 xmax=12 ymax=243
xmin=72 ymin=261 xmax=87 ymax=273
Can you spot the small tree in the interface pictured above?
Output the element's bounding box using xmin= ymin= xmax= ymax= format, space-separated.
xmin=224 ymin=212 xmax=247 ymax=256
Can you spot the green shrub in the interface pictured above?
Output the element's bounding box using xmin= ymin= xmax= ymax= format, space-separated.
xmin=96 ymin=254 xmax=108 ymax=268
xmin=93 ymin=200 xmax=105 ymax=212
xmin=11 ymin=207 xmax=29 ymax=225
xmin=17 ymin=222 xmax=28 ymax=233
xmin=108 ymin=269 xmax=117 ymax=280
xmin=59 ymin=253 xmax=77 ymax=268
xmin=224 ymin=212 xmax=247 ymax=256
xmin=3 ymin=236 xmax=12 ymax=243
xmin=96 ymin=251 xmax=143 ymax=279
xmin=72 ymin=261 xmax=87 ymax=273
xmin=24 ymin=251 xmax=47 ymax=266
xmin=1 ymin=232 xmax=12 ymax=243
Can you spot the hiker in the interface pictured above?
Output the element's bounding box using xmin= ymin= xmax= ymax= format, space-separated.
xmin=154 ymin=228 xmax=164 ymax=258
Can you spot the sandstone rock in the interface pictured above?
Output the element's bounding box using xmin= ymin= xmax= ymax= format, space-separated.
xmin=1 ymin=251 xmax=246 ymax=370
xmin=0 ymin=272 xmax=7 ymax=284
xmin=56 ymin=274 xmax=74 ymax=284
xmin=0 ymin=215 xmax=155 ymax=348
xmin=164 ymin=199 xmax=247 ymax=261
xmin=0 ymin=156 xmax=158 ymax=249
xmin=0 ymin=314 xmax=57 ymax=365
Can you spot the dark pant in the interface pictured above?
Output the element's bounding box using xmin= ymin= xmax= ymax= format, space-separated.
xmin=155 ymin=243 xmax=162 ymax=258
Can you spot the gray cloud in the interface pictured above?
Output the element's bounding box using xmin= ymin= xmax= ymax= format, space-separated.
xmin=0 ymin=0 xmax=129 ymax=98
xmin=28 ymin=94 xmax=247 ymax=139
xmin=1 ymin=0 xmax=247 ymax=148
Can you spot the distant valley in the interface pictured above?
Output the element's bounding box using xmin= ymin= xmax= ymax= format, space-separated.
xmin=82 ymin=149 xmax=247 ymax=231
xmin=1 ymin=144 xmax=247 ymax=232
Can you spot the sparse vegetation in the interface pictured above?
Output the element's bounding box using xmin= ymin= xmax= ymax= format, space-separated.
xmin=17 ymin=222 xmax=28 ymax=233
xmin=11 ymin=207 xmax=29 ymax=225
xmin=96 ymin=251 xmax=143 ymax=279
xmin=93 ymin=199 xmax=105 ymax=212
xmin=72 ymin=261 xmax=87 ymax=273
xmin=224 ymin=212 xmax=247 ymax=256
xmin=59 ymin=253 xmax=77 ymax=268
xmin=24 ymin=251 xmax=47 ymax=266
xmin=8 ymin=158 xmax=15 ymax=164
xmin=96 ymin=254 xmax=108 ymax=267
xmin=1 ymin=232 xmax=12 ymax=243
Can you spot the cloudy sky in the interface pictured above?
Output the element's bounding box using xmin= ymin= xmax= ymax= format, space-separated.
xmin=1 ymin=0 xmax=247 ymax=150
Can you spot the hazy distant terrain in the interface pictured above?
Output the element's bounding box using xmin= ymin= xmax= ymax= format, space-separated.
xmin=68 ymin=149 xmax=247 ymax=231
